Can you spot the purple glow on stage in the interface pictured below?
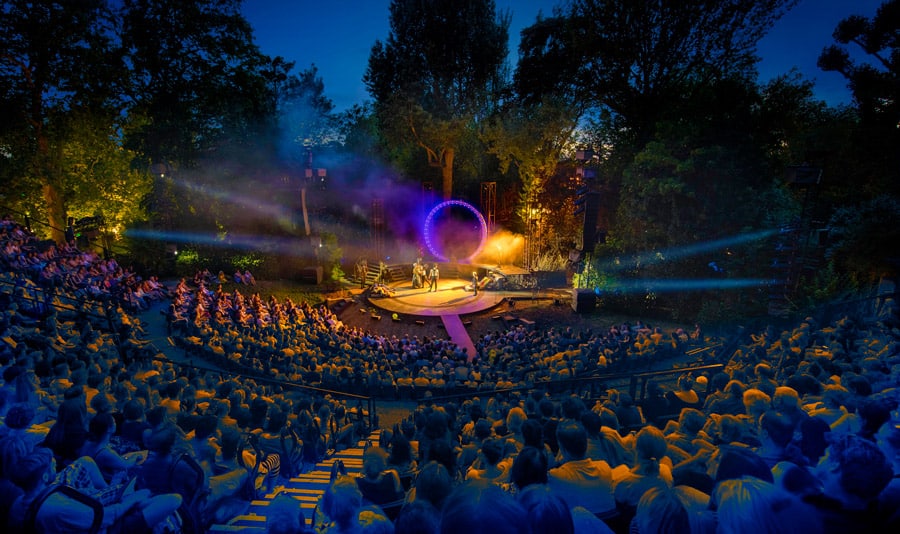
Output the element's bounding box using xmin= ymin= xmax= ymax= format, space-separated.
xmin=423 ymin=200 xmax=488 ymax=262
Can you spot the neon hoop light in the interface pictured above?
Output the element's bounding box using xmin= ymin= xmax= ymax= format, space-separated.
xmin=423 ymin=200 xmax=488 ymax=262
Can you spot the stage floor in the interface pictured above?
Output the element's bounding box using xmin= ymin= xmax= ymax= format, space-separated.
xmin=366 ymin=279 xmax=511 ymax=317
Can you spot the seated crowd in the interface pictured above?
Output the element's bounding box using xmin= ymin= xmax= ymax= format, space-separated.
xmin=166 ymin=268 xmax=704 ymax=400
xmin=1 ymin=213 xmax=899 ymax=533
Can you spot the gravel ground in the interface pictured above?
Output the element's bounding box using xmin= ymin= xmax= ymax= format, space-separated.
xmin=330 ymin=288 xmax=689 ymax=346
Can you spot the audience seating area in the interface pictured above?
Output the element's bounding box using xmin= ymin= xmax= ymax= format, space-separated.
xmin=1 ymin=214 xmax=899 ymax=533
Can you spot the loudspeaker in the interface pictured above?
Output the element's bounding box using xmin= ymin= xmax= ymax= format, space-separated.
xmin=572 ymin=289 xmax=595 ymax=313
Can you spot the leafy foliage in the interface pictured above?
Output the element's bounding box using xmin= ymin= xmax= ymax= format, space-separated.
xmin=818 ymin=0 xmax=900 ymax=198
xmin=365 ymin=0 xmax=510 ymax=199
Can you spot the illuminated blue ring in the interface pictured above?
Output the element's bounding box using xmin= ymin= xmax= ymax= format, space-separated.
xmin=423 ymin=200 xmax=488 ymax=262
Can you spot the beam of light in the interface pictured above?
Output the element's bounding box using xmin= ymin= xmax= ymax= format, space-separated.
xmin=595 ymin=278 xmax=777 ymax=295
xmin=596 ymin=229 xmax=778 ymax=272
xmin=125 ymin=229 xmax=320 ymax=258
xmin=169 ymin=177 xmax=298 ymax=230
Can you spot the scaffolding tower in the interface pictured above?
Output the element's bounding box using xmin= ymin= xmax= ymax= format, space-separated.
xmin=480 ymin=182 xmax=496 ymax=235
xmin=371 ymin=198 xmax=385 ymax=261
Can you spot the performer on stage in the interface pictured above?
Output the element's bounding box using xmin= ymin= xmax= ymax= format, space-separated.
xmin=412 ymin=259 xmax=425 ymax=289
xmin=472 ymin=271 xmax=479 ymax=296
xmin=428 ymin=264 xmax=439 ymax=292
xmin=356 ymin=258 xmax=368 ymax=289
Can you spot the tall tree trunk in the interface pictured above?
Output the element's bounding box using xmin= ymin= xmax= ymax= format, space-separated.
xmin=42 ymin=180 xmax=66 ymax=244
xmin=441 ymin=148 xmax=454 ymax=201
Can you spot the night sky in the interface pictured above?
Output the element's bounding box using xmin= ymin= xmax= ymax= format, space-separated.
xmin=242 ymin=0 xmax=886 ymax=112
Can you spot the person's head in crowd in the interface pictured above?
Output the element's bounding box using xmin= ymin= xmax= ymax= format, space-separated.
xmin=821 ymin=384 xmax=850 ymax=410
xmin=556 ymin=420 xmax=588 ymax=461
xmin=218 ymin=426 xmax=241 ymax=463
xmin=194 ymin=414 xmax=219 ymax=441
xmin=122 ymin=399 xmax=144 ymax=422
xmin=709 ymin=372 xmax=730 ymax=393
xmin=772 ymin=461 xmax=823 ymax=500
xmin=857 ymin=396 xmax=894 ymax=441
xmin=87 ymin=412 xmax=116 ymax=441
xmin=816 ymin=433 xmax=893 ymax=508
xmin=677 ymin=408 xmax=707 ymax=437
xmin=506 ymin=406 xmax=526 ymax=436
xmin=357 ymin=505 xmax=394 ymax=534
xmin=516 ymin=483 xmax=574 ymax=534
xmin=90 ymin=390 xmax=112 ymax=415
xmin=265 ymin=407 xmax=288 ymax=434
xmin=786 ymin=372 xmax=821 ymax=398
xmin=146 ymin=405 xmax=169 ymax=428
xmin=633 ymin=425 xmax=667 ymax=474
xmin=509 ymin=446 xmax=549 ymax=490
xmin=724 ymin=379 xmax=746 ymax=400
xmin=580 ymin=410 xmax=603 ymax=438
xmin=844 ymin=373 xmax=873 ymax=398
xmin=597 ymin=406 xmax=621 ymax=432
xmin=321 ymin=475 xmax=362 ymax=531
xmin=677 ymin=373 xmax=695 ymax=393
xmin=8 ymin=445 xmax=54 ymax=491
xmin=425 ymin=439 xmax=457 ymax=478
xmin=478 ymin=438 xmax=503 ymax=468
xmin=798 ymin=417 xmax=831 ymax=466
xmin=473 ymin=419 xmax=493 ymax=442
xmin=388 ymin=433 xmax=414 ymax=467
xmin=771 ymin=386 xmax=801 ymax=413
xmin=715 ymin=414 xmax=745 ymax=445
xmin=759 ymin=411 xmax=795 ymax=450
xmin=876 ymin=417 xmax=900 ymax=462
xmin=362 ymin=447 xmax=389 ymax=479
xmin=146 ymin=425 xmax=178 ymax=456
xmin=538 ymin=398 xmax=556 ymax=419
xmin=439 ymin=482 xmax=530 ymax=534
xmin=714 ymin=446 xmax=773 ymax=486
xmin=715 ymin=476 xmax=820 ymax=534
xmin=0 ymin=433 xmax=32 ymax=478
xmin=560 ymin=395 xmax=586 ymax=420
xmin=742 ymin=388 xmax=771 ymax=421
xmin=4 ymin=404 xmax=35 ymax=431
xmin=414 ymin=461 xmax=453 ymax=510
xmin=633 ymin=486 xmax=690 ymax=534
xmin=394 ymin=499 xmax=440 ymax=534
xmin=520 ymin=418 xmax=544 ymax=449
xmin=266 ymin=493 xmax=307 ymax=534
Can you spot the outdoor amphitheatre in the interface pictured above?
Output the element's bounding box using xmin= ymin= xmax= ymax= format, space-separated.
xmin=2 ymin=1 xmax=900 ymax=533
xmin=1 ymin=201 xmax=899 ymax=533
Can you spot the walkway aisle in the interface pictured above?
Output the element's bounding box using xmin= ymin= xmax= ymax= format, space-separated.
xmin=440 ymin=314 xmax=477 ymax=362
xmin=209 ymin=430 xmax=379 ymax=532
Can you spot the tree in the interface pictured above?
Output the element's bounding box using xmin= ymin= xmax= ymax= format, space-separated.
xmin=515 ymin=0 xmax=799 ymax=149
xmin=0 ymin=0 xmax=124 ymax=243
xmin=818 ymin=0 xmax=900 ymax=198
xmin=269 ymin=61 xmax=336 ymax=167
xmin=364 ymin=0 xmax=509 ymax=200
xmin=120 ymin=0 xmax=274 ymax=166
xmin=481 ymin=96 xmax=581 ymax=259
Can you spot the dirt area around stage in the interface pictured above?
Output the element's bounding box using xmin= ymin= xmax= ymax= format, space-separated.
xmin=328 ymin=286 xmax=692 ymax=346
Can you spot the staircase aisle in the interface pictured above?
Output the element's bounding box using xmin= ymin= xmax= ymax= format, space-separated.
xmin=210 ymin=430 xmax=379 ymax=532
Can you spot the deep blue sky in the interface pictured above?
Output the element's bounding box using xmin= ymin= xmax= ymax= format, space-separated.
xmin=242 ymin=0 xmax=885 ymax=112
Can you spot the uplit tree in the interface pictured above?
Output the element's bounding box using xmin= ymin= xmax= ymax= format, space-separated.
xmin=0 ymin=0 xmax=124 ymax=243
xmin=481 ymin=96 xmax=581 ymax=257
xmin=364 ymin=0 xmax=510 ymax=200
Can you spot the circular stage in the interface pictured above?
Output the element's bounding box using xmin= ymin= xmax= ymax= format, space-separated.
xmin=367 ymin=279 xmax=508 ymax=317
